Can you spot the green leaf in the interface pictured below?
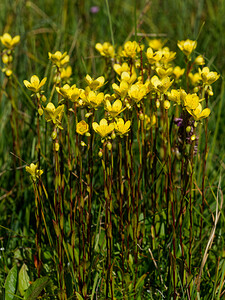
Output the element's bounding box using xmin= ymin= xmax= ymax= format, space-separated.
xmin=75 ymin=292 xmax=84 ymax=300
xmin=4 ymin=265 xmax=18 ymax=300
xmin=18 ymin=263 xmax=30 ymax=296
xmin=24 ymin=276 xmax=49 ymax=299
xmin=135 ymin=273 xmax=147 ymax=290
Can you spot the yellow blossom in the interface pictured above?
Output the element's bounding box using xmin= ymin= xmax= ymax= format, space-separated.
xmin=113 ymin=62 xmax=130 ymax=75
xmin=121 ymin=71 xmax=137 ymax=85
xmin=61 ymin=66 xmax=72 ymax=81
xmin=187 ymin=103 xmax=210 ymax=121
xmin=167 ymin=89 xmax=187 ymax=105
xmin=85 ymin=74 xmax=105 ymax=90
xmin=199 ymin=67 xmax=220 ymax=85
xmin=188 ymin=72 xmax=201 ymax=86
xmin=26 ymin=163 xmax=43 ymax=182
xmin=173 ymin=66 xmax=185 ymax=80
xmin=76 ymin=120 xmax=89 ymax=135
xmin=23 ymin=75 xmax=47 ymax=93
xmin=149 ymin=39 xmax=164 ymax=50
xmin=112 ymin=81 xmax=129 ymax=98
xmin=44 ymin=102 xmax=64 ymax=129
xmin=150 ymin=75 xmax=174 ymax=94
xmin=56 ymin=84 xmax=81 ymax=102
xmin=121 ymin=41 xmax=138 ymax=58
xmin=146 ymin=47 xmax=162 ymax=64
xmin=82 ymin=90 xmax=104 ymax=108
xmin=194 ymin=55 xmax=205 ymax=66
xmin=183 ymin=93 xmax=200 ymax=110
xmin=156 ymin=67 xmax=173 ymax=78
xmin=105 ymin=99 xmax=125 ymax=117
xmin=92 ymin=119 xmax=114 ymax=138
xmin=95 ymin=42 xmax=115 ymax=57
xmin=128 ymin=84 xmax=147 ymax=103
xmin=0 ymin=33 xmax=20 ymax=49
xmin=177 ymin=39 xmax=197 ymax=56
xmin=48 ymin=51 xmax=70 ymax=68
xmin=160 ymin=47 xmax=176 ymax=64
xmin=114 ymin=118 xmax=131 ymax=136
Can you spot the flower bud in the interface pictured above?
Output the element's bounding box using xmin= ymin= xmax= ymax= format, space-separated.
xmin=156 ymin=99 xmax=160 ymax=108
xmin=163 ymin=100 xmax=170 ymax=110
xmin=111 ymin=132 xmax=116 ymax=140
xmin=98 ymin=150 xmax=103 ymax=157
xmin=191 ymin=134 xmax=196 ymax=141
xmin=2 ymin=54 xmax=8 ymax=64
xmin=5 ymin=69 xmax=12 ymax=76
xmin=41 ymin=95 xmax=47 ymax=102
xmin=55 ymin=142 xmax=60 ymax=151
xmin=139 ymin=113 xmax=145 ymax=120
xmin=8 ymin=55 xmax=13 ymax=62
xmin=186 ymin=126 xmax=191 ymax=133
xmin=81 ymin=141 xmax=86 ymax=146
xmin=107 ymin=142 xmax=112 ymax=151
xmin=38 ymin=108 xmax=43 ymax=116
xmin=51 ymin=131 xmax=57 ymax=140
xmin=193 ymin=87 xmax=199 ymax=93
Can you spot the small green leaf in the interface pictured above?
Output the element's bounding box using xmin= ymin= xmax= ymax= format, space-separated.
xmin=135 ymin=273 xmax=147 ymax=290
xmin=18 ymin=263 xmax=30 ymax=296
xmin=4 ymin=265 xmax=18 ymax=300
xmin=24 ymin=276 xmax=49 ymax=299
xmin=75 ymin=291 xmax=84 ymax=300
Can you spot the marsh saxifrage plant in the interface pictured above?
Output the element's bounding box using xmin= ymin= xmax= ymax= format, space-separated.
xmin=1 ymin=33 xmax=220 ymax=299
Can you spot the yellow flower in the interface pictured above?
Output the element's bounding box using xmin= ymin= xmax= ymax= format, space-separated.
xmin=61 ymin=66 xmax=72 ymax=81
xmin=188 ymin=72 xmax=201 ymax=86
xmin=26 ymin=163 xmax=43 ymax=182
xmin=167 ymin=89 xmax=187 ymax=105
xmin=85 ymin=74 xmax=105 ymax=90
xmin=177 ymin=39 xmax=197 ymax=56
xmin=23 ymin=75 xmax=47 ymax=93
xmin=187 ymin=103 xmax=210 ymax=121
xmin=113 ymin=62 xmax=130 ymax=75
xmin=121 ymin=41 xmax=138 ymax=58
xmin=199 ymin=67 xmax=220 ymax=85
xmin=114 ymin=118 xmax=131 ymax=136
xmin=173 ymin=66 xmax=185 ymax=80
xmin=148 ymin=39 xmax=164 ymax=50
xmin=156 ymin=67 xmax=173 ymax=78
xmin=84 ymin=91 xmax=104 ymax=108
xmin=95 ymin=42 xmax=115 ymax=57
xmin=121 ymin=71 xmax=137 ymax=85
xmin=146 ymin=47 xmax=162 ymax=64
xmin=76 ymin=120 xmax=89 ymax=135
xmin=105 ymin=99 xmax=125 ymax=117
xmin=183 ymin=93 xmax=200 ymax=110
xmin=0 ymin=33 xmax=20 ymax=49
xmin=92 ymin=119 xmax=114 ymax=138
xmin=48 ymin=51 xmax=70 ymax=68
xmin=160 ymin=47 xmax=176 ymax=64
xmin=128 ymin=84 xmax=147 ymax=103
xmin=150 ymin=75 xmax=173 ymax=94
xmin=56 ymin=84 xmax=81 ymax=102
xmin=44 ymin=102 xmax=64 ymax=129
xmin=112 ymin=81 xmax=129 ymax=98
xmin=194 ymin=55 xmax=205 ymax=66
